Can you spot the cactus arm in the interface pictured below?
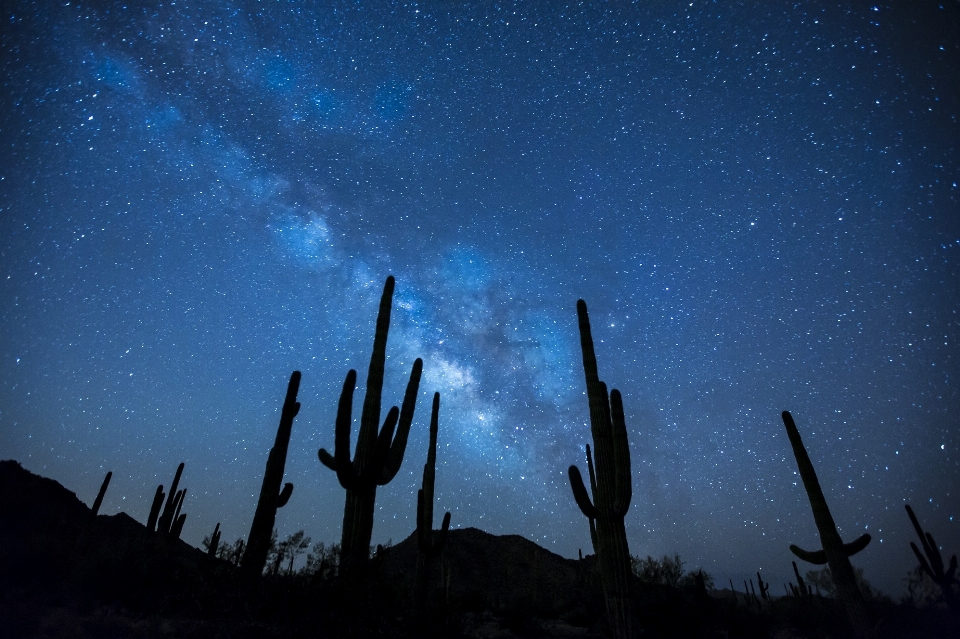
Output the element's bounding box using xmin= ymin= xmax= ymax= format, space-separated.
xmin=318 ymin=449 xmax=336 ymax=470
xmin=911 ymin=542 xmax=934 ymax=575
xmin=569 ymin=465 xmax=601 ymax=519
xmin=92 ymin=471 xmax=112 ymax=516
xmin=379 ymin=358 xmax=423 ymax=483
xmin=277 ymin=482 xmax=293 ymax=507
xmin=171 ymin=513 xmax=186 ymax=538
xmin=371 ymin=407 xmax=399 ymax=485
xmin=158 ymin=463 xmax=185 ymax=534
xmin=147 ymin=485 xmax=164 ymax=532
xmin=789 ymin=544 xmax=828 ymax=564
xmin=585 ymin=444 xmax=598 ymax=501
xmin=332 ymin=370 xmax=360 ymax=488
xmin=844 ymin=533 xmax=871 ymax=557
xmin=609 ymin=390 xmax=632 ymax=517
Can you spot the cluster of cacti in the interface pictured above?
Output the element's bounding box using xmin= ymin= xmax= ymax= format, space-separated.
xmin=91 ymin=471 xmax=112 ymax=516
xmin=905 ymin=504 xmax=959 ymax=609
xmin=147 ymin=462 xmax=188 ymax=538
xmin=567 ymin=299 xmax=637 ymax=639
xmin=318 ymin=275 xmax=423 ymax=587
xmin=415 ymin=392 xmax=452 ymax=617
xmin=240 ymin=371 xmax=301 ymax=577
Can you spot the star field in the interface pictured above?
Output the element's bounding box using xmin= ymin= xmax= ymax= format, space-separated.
xmin=1 ymin=1 xmax=958 ymax=596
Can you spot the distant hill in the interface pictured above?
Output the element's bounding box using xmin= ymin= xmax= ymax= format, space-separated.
xmin=379 ymin=525 xmax=602 ymax=620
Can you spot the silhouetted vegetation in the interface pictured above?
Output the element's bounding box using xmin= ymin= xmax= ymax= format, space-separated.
xmin=241 ymin=370 xmax=301 ymax=578
xmin=567 ymin=299 xmax=637 ymax=639
xmin=2 ymin=288 xmax=958 ymax=638
xmin=317 ymin=275 xmax=424 ymax=599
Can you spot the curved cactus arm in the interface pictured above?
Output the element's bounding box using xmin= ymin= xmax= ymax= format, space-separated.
xmin=379 ymin=358 xmax=423 ymax=483
xmin=609 ymin=389 xmax=632 ymax=517
xmin=843 ymin=533 xmax=871 ymax=557
xmin=585 ymin=445 xmax=598 ymax=498
xmin=277 ymin=482 xmax=293 ymax=507
xmin=318 ymin=449 xmax=336 ymax=470
xmin=568 ymin=465 xmax=600 ymax=519
xmin=171 ymin=513 xmax=187 ymax=538
xmin=331 ymin=370 xmax=360 ymax=488
xmin=372 ymin=406 xmax=400 ymax=485
xmin=790 ymin=544 xmax=828 ymax=565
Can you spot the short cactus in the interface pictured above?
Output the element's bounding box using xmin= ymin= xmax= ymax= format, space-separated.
xmin=241 ymin=371 xmax=301 ymax=577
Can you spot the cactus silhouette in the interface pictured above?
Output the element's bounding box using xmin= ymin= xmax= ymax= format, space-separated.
xmin=567 ymin=299 xmax=637 ymax=639
xmin=318 ymin=275 xmax=423 ymax=588
xmin=756 ymin=572 xmax=770 ymax=601
xmin=241 ymin=371 xmax=301 ymax=577
xmin=208 ymin=522 xmax=222 ymax=558
xmin=905 ymin=504 xmax=959 ymax=609
xmin=91 ymin=471 xmax=112 ymax=516
xmin=781 ymin=411 xmax=869 ymax=606
xmin=146 ymin=485 xmax=164 ymax=532
xmin=154 ymin=463 xmax=187 ymax=537
xmin=415 ymin=392 xmax=452 ymax=617
xmin=792 ymin=560 xmax=810 ymax=597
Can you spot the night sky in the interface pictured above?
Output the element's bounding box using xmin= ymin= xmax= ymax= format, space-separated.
xmin=1 ymin=1 xmax=958 ymax=597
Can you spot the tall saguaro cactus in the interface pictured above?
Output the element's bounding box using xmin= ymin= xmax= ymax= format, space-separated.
xmin=241 ymin=371 xmax=301 ymax=577
xmin=318 ymin=275 xmax=423 ymax=587
xmin=415 ymin=392 xmax=452 ymax=617
xmin=781 ymin=411 xmax=870 ymax=608
xmin=567 ymin=299 xmax=637 ymax=639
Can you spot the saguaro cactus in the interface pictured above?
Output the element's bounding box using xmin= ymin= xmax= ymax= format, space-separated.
xmin=415 ymin=392 xmax=452 ymax=616
xmin=318 ymin=275 xmax=423 ymax=586
xmin=781 ymin=411 xmax=870 ymax=607
xmin=567 ymin=299 xmax=637 ymax=639
xmin=241 ymin=371 xmax=301 ymax=577
xmin=91 ymin=471 xmax=112 ymax=516
xmin=905 ymin=504 xmax=959 ymax=609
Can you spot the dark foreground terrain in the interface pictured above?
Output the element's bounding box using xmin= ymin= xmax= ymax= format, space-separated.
xmin=1 ymin=460 xmax=956 ymax=638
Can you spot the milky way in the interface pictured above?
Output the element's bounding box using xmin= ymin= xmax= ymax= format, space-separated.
xmin=1 ymin=1 xmax=957 ymax=595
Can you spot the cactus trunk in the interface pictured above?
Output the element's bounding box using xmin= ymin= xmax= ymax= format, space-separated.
xmin=415 ymin=393 xmax=452 ymax=618
xmin=781 ymin=411 xmax=871 ymax=635
xmin=567 ymin=300 xmax=637 ymax=639
xmin=241 ymin=370 xmax=301 ymax=577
